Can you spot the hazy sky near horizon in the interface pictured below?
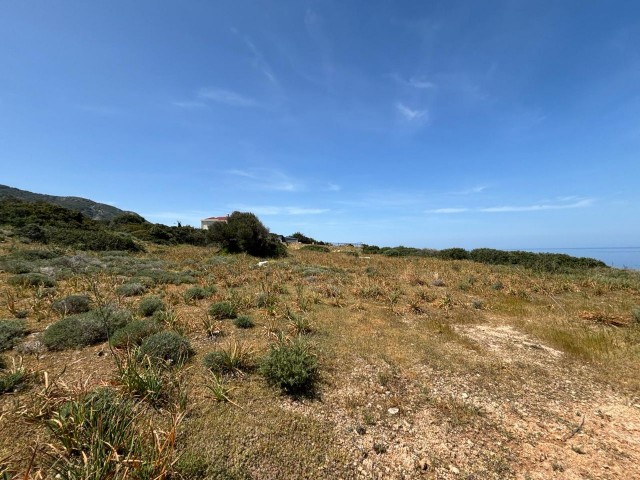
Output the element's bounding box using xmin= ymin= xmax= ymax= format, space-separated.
xmin=2 ymin=1 xmax=639 ymax=248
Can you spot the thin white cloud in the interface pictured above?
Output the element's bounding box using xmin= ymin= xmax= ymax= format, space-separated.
xmin=172 ymin=100 xmax=207 ymax=108
xmin=227 ymin=168 xmax=303 ymax=192
xmin=408 ymin=76 xmax=436 ymax=89
xmin=429 ymin=208 xmax=469 ymax=214
xmin=389 ymin=73 xmax=436 ymax=89
xmin=396 ymin=102 xmax=428 ymax=121
xmin=429 ymin=198 xmax=594 ymax=214
xmin=479 ymin=198 xmax=593 ymax=212
xmin=327 ymin=183 xmax=341 ymax=192
xmin=198 ymin=88 xmax=257 ymax=107
xmin=451 ymin=185 xmax=488 ymax=195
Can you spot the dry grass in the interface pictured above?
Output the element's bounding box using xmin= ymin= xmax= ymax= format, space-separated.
xmin=1 ymin=241 xmax=640 ymax=478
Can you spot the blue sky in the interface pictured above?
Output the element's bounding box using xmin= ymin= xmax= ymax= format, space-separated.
xmin=1 ymin=1 xmax=639 ymax=248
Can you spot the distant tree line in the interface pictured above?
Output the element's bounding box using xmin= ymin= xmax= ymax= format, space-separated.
xmin=290 ymin=232 xmax=329 ymax=245
xmin=0 ymin=200 xmax=290 ymax=258
xmin=361 ymin=244 xmax=607 ymax=273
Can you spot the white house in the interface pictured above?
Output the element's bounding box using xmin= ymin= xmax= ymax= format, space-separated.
xmin=201 ymin=216 xmax=228 ymax=230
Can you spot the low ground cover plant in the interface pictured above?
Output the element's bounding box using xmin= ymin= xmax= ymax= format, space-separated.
xmin=8 ymin=273 xmax=56 ymax=288
xmin=52 ymin=294 xmax=91 ymax=315
xmin=233 ymin=315 xmax=254 ymax=329
xmin=110 ymin=319 xmax=162 ymax=348
xmin=203 ymin=341 xmax=254 ymax=376
xmin=43 ymin=307 xmax=131 ymax=350
xmin=208 ymin=301 xmax=237 ymax=320
xmin=0 ymin=320 xmax=27 ymax=352
xmin=183 ymin=285 xmax=215 ymax=303
xmin=259 ymin=338 xmax=318 ymax=395
xmin=137 ymin=331 xmax=194 ymax=367
xmin=138 ymin=296 xmax=165 ymax=317
xmin=116 ymin=282 xmax=147 ymax=297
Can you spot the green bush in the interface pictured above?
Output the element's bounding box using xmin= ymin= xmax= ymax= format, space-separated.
xmin=183 ymin=286 xmax=215 ymax=303
xmin=259 ymin=338 xmax=318 ymax=395
xmin=110 ymin=319 xmax=162 ymax=348
xmin=116 ymin=282 xmax=147 ymax=297
xmin=632 ymin=307 xmax=640 ymax=324
xmin=138 ymin=296 xmax=165 ymax=317
xmin=206 ymin=211 xmax=287 ymax=258
xmin=0 ymin=320 xmax=27 ymax=352
xmin=8 ymin=273 xmax=56 ymax=288
xmin=208 ymin=302 xmax=237 ymax=320
xmin=233 ymin=315 xmax=254 ymax=329
xmin=138 ymin=331 xmax=194 ymax=367
xmin=52 ymin=295 xmax=91 ymax=315
xmin=43 ymin=307 xmax=131 ymax=350
xmin=300 ymin=245 xmax=330 ymax=253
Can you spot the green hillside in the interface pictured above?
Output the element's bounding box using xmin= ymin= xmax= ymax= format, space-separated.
xmin=0 ymin=184 xmax=130 ymax=221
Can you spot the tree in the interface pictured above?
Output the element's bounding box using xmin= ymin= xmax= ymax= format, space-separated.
xmin=208 ymin=212 xmax=286 ymax=258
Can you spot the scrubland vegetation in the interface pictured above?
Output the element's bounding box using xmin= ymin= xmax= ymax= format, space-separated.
xmin=1 ymin=202 xmax=639 ymax=479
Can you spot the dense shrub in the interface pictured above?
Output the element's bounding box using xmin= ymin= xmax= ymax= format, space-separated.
xmin=632 ymin=307 xmax=640 ymax=324
xmin=438 ymin=248 xmax=469 ymax=260
xmin=8 ymin=273 xmax=56 ymax=288
xmin=110 ymin=319 xmax=162 ymax=349
xmin=208 ymin=302 xmax=237 ymax=320
xmin=233 ymin=315 xmax=254 ymax=329
xmin=52 ymin=295 xmax=91 ymax=315
xmin=207 ymin=211 xmax=287 ymax=258
xmin=138 ymin=296 xmax=165 ymax=317
xmin=138 ymin=331 xmax=194 ymax=366
xmin=183 ymin=286 xmax=215 ymax=303
xmin=290 ymin=232 xmax=328 ymax=245
xmin=43 ymin=308 xmax=131 ymax=350
xmin=259 ymin=338 xmax=318 ymax=395
xmin=300 ymin=245 xmax=330 ymax=253
xmin=0 ymin=320 xmax=27 ymax=351
xmin=116 ymin=282 xmax=147 ymax=297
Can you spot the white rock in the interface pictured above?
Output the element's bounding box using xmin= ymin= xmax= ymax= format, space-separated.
xmin=387 ymin=407 xmax=400 ymax=415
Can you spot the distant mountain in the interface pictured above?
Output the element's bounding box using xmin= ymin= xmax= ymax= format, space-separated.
xmin=0 ymin=184 xmax=132 ymax=221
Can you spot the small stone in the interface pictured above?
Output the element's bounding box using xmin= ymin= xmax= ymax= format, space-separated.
xmin=461 ymin=392 xmax=469 ymax=399
xmin=387 ymin=407 xmax=399 ymax=415
xmin=449 ymin=465 xmax=460 ymax=474
xmin=418 ymin=459 xmax=430 ymax=471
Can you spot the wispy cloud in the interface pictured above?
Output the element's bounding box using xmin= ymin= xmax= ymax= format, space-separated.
xmin=396 ymin=102 xmax=428 ymax=121
xmin=327 ymin=183 xmax=341 ymax=192
xmin=227 ymin=168 xmax=303 ymax=192
xmin=451 ymin=185 xmax=488 ymax=195
xmin=227 ymin=204 xmax=329 ymax=216
xmin=429 ymin=198 xmax=594 ymax=214
xmin=230 ymin=27 xmax=279 ymax=86
xmin=429 ymin=207 xmax=469 ymax=214
xmin=479 ymin=198 xmax=593 ymax=212
xmin=408 ymin=76 xmax=436 ymax=89
xmin=198 ymin=88 xmax=257 ymax=107
xmin=389 ymin=73 xmax=436 ymax=89
xmin=172 ymin=100 xmax=207 ymax=108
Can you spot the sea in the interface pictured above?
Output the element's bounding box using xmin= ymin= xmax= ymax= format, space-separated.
xmin=516 ymin=247 xmax=640 ymax=270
